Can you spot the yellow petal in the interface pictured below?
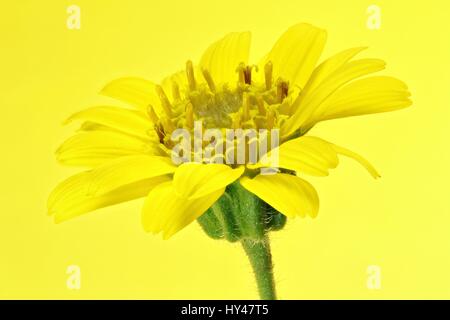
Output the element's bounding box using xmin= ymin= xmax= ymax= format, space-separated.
xmin=200 ymin=32 xmax=251 ymax=84
xmin=48 ymin=155 xmax=175 ymax=220
xmin=100 ymin=77 xmax=161 ymax=112
xmin=248 ymin=136 xmax=338 ymax=176
xmin=142 ymin=181 xmax=224 ymax=239
xmin=64 ymin=106 xmax=156 ymax=140
xmin=48 ymin=168 xmax=169 ymax=222
xmin=331 ymin=144 xmax=380 ymax=179
xmin=173 ymin=163 xmax=244 ymax=200
xmin=297 ymin=47 xmax=367 ymax=101
xmin=56 ymin=131 xmax=163 ymax=167
xmin=250 ymin=136 xmax=379 ymax=178
xmin=319 ymin=76 xmax=412 ymax=122
xmin=282 ymin=58 xmax=386 ymax=138
xmin=303 ymin=59 xmax=386 ymax=107
xmin=86 ymin=155 xmax=176 ymax=196
xmin=48 ymin=171 xmax=89 ymax=213
xmin=260 ymin=23 xmax=327 ymax=88
xmin=240 ymin=174 xmax=319 ymax=218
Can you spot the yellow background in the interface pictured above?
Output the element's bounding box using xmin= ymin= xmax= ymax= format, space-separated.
xmin=1 ymin=0 xmax=449 ymax=299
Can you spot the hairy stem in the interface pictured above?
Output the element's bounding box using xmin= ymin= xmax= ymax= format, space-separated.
xmin=241 ymin=235 xmax=276 ymax=300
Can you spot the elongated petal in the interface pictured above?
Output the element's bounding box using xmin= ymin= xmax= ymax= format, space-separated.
xmin=297 ymin=47 xmax=367 ymax=101
xmin=142 ymin=181 xmax=224 ymax=239
xmin=173 ymin=163 xmax=244 ymax=200
xmin=56 ymin=131 xmax=151 ymax=155
xmin=303 ymin=59 xmax=386 ymax=107
xmin=56 ymin=131 xmax=163 ymax=167
xmin=48 ymin=155 xmax=174 ymax=207
xmin=331 ymin=144 xmax=380 ymax=178
xmin=50 ymin=176 xmax=169 ymax=223
xmin=240 ymin=174 xmax=319 ymax=218
xmin=85 ymin=155 xmax=176 ymax=196
xmin=301 ymin=59 xmax=386 ymax=121
xmin=282 ymin=58 xmax=386 ymax=138
xmin=250 ymin=136 xmax=379 ymax=178
xmin=200 ymin=32 xmax=251 ymax=84
xmin=64 ymin=106 xmax=156 ymax=140
xmin=100 ymin=77 xmax=161 ymax=112
xmin=260 ymin=23 xmax=327 ymax=88
xmin=319 ymin=76 xmax=412 ymax=122
xmin=248 ymin=136 xmax=339 ymax=176
xmin=48 ymin=155 xmax=175 ymax=220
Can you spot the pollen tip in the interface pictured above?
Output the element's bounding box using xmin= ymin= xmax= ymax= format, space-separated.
xmin=186 ymin=60 xmax=197 ymax=91
xmin=155 ymin=85 xmax=173 ymax=117
xmin=276 ymin=78 xmax=289 ymax=102
xmin=236 ymin=62 xmax=246 ymax=84
xmin=264 ymin=61 xmax=273 ymax=90
xmin=185 ymin=102 xmax=194 ymax=129
xmin=256 ymin=96 xmax=266 ymax=116
xmin=202 ymin=68 xmax=216 ymax=92
xmin=236 ymin=62 xmax=245 ymax=71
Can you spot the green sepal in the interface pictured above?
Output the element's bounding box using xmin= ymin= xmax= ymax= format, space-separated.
xmin=197 ymin=180 xmax=286 ymax=242
xmin=227 ymin=182 xmax=266 ymax=240
xmin=262 ymin=202 xmax=287 ymax=231
xmin=197 ymin=207 xmax=224 ymax=240
xmin=198 ymin=192 xmax=242 ymax=242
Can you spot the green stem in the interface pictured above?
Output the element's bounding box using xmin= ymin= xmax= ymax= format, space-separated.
xmin=241 ymin=235 xmax=277 ymax=300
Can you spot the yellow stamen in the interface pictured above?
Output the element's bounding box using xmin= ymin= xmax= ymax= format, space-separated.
xmin=186 ymin=60 xmax=196 ymax=91
xmin=253 ymin=115 xmax=266 ymax=129
xmin=276 ymin=79 xmax=289 ymax=102
xmin=266 ymin=109 xmax=276 ymax=129
xmin=231 ymin=112 xmax=241 ymax=129
xmin=244 ymin=65 xmax=255 ymax=84
xmin=160 ymin=116 xmax=176 ymax=134
xmin=185 ymin=102 xmax=194 ymax=129
xmin=256 ymin=96 xmax=266 ymax=116
xmin=155 ymin=85 xmax=173 ymax=117
xmin=155 ymin=123 xmax=165 ymax=144
xmin=236 ymin=62 xmax=246 ymax=85
xmin=264 ymin=61 xmax=273 ymax=90
xmin=172 ymin=81 xmax=181 ymax=101
xmin=202 ymin=69 xmax=216 ymax=92
xmin=242 ymin=93 xmax=251 ymax=121
xmin=147 ymin=105 xmax=159 ymax=124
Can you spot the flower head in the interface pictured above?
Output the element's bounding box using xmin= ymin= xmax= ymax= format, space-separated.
xmin=49 ymin=23 xmax=411 ymax=239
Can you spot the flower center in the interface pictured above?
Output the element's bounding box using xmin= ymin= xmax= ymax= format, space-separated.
xmin=148 ymin=60 xmax=295 ymax=154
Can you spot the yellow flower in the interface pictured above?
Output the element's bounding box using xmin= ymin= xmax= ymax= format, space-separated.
xmin=48 ymin=23 xmax=411 ymax=240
